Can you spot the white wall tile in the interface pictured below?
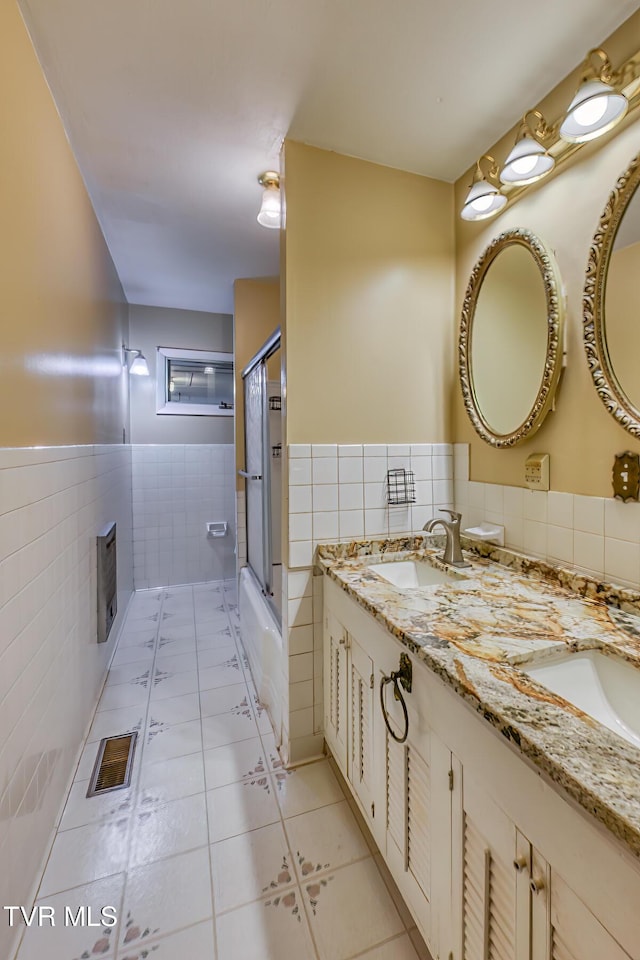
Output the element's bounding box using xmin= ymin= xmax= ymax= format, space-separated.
xmin=453 ymin=443 xmax=469 ymax=481
xmin=411 ymin=456 xmax=432 ymax=481
xmin=289 ymin=444 xmax=311 ymax=458
xmin=467 ymin=481 xmax=485 ymax=509
xmin=364 ymin=457 xmax=387 ymax=482
xmin=365 ymin=482 xmax=386 ymax=509
xmin=573 ymin=494 xmax=604 ymax=535
xmin=604 ymin=538 xmax=640 ymax=588
xmin=338 ymin=457 xmax=363 ymax=484
xmin=523 ymin=490 xmax=548 ymax=523
xmin=524 ymin=520 xmax=547 ymax=558
xmin=547 ymin=525 xmax=573 ymax=565
xmin=411 ymin=444 xmax=432 ymax=456
xmin=573 ymin=530 xmax=604 ymax=577
xmin=365 ymin=509 xmax=388 ymax=537
xmin=289 ymin=459 xmax=311 ymax=485
xmin=339 ymin=484 xmax=364 ymax=511
xmin=313 ymin=511 xmax=339 ymax=540
xmin=503 ymin=485 xmax=524 ymax=517
xmin=364 ymin=445 xmax=386 ymax=457
xmin=313 ymin=484 xmax=339 ymax=513
xmin=433 ymin=455 xmax=453 ymax=481
xmin=484 ymin=484 xmax=504 ymax=515
xmin=312 ymin=458 xmax=338 ymax=485
xmin=312 ymin=444 xmax=337 ymax=458
xmin=289 ymin=513 xmax=312 ymax=542
xmin=289 ymin=541 xmax=314 ymax=568
xmin=547 ymin=491 xmax=573 ymax=529
xmin=339 ymin=510 xmax=365 ymax=539
xmin=338 ymin=444 xmax=363 ymax=457
xmin=388 ymin=444 xmax=410 ymax=457
xmin=289 ymin=485 xmax=312 ymax=514
xmin=604 ymin=498 xmax=640 ymax=543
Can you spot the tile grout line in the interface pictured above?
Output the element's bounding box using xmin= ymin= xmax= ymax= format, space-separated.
xmin=195 ymin=582 xmax=221 ymax=960
xmin=112 ymin=586 xmax=164 ymax=960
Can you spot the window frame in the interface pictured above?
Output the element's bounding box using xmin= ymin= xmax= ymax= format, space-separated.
xmin=155 ymin=346 xmax=234 ymax=417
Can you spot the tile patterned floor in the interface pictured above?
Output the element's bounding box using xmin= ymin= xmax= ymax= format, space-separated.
xmin=15 ymin=580 xmax=431 ymax=960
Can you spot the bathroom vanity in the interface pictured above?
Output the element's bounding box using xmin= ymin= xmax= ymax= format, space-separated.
xmin=319 ymin=536 xmax=640 ymax=960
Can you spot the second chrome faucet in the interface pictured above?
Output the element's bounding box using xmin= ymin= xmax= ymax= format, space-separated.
xmin=423 ymin=509 xmax=471 ymax=568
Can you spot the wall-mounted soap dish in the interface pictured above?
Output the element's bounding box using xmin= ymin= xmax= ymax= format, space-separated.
xmin=206 ymin=521 xmax=228 ymax=538
xmin=463 ymin=522 xmax=504 ymax=546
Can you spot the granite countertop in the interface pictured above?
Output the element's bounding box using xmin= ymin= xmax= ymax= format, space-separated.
xmin=317 ymin=534 xmax=640 ymax=858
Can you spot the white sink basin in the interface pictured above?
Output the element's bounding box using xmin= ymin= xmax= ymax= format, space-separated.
xmin=523 ymin=651 xmax=640 ymax=749
xmin=368 ymin=559 xmax=464 ymax=589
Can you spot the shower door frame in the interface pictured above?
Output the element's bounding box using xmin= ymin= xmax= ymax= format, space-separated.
xmin=240 ymin=327 xmax=281 ymax=619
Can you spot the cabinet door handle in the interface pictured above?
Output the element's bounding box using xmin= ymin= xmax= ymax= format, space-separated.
xmin=513 ymin=857 xmax=528 ymax=873
xmin=530 ymin=876 xmax=545 ymax=895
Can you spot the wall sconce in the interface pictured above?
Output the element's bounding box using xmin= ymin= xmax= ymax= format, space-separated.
xmin=461 ymin=155 xmax=507 ymax=221
xmin=257 ymin=171 xmax=281 ymax=229
xmin=122 ymin=346 xmax=150 ymax=376
xmin=460 ymin=44 xmax=639 ymax=221
xmin=500 ymin=110 xmax=555 ymax=185
xmin=560 ymin=48 xmax=628 ymax=143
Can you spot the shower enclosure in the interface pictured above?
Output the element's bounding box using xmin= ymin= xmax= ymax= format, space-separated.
xmin=239 ymin=328 xmax=281 ymax=622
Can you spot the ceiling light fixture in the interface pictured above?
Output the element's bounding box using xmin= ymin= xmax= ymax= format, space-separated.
xmin=257 ymin=171 xmax=281 ymax=229
xmin=560 ymin=48 xmax=628 ymax=143
xmin=461 ymin=155 xmax=507 ymax=221
xmin=500 ymin=110 xmax=555 ymax=186
xmin=122 ymin=346 xmax=150 ymax=376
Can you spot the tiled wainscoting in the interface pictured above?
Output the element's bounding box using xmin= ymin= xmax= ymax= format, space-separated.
xmin=282 ymin=443 xmax=454 ymax=765
xmin=132 ymin=445 xmax=236 ymax=589
xmin=0 ymin=445 xmax=133 ymax=960
xmin=452 ymin=444 xmax=640 ymax=591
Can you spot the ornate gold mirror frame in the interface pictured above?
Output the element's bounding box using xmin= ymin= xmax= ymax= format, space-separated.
xmin=583 ymin=152 xmax=640 ymax=438
xmin=459 ymin=228 xmax=565 ymax=448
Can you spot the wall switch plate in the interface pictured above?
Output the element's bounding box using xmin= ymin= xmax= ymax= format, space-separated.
xmin=524 ymin=453 xmax=550 ymax=491
xmin=612 ymin=451 xmax=640 ymax=502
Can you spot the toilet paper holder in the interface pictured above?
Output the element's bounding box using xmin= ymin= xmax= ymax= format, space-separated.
xmin=206 ymin=521 xmax=228 ymax=538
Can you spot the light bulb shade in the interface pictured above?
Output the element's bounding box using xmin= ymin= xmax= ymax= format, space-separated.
xmin=257 ymin=186 xmax=281 ymax=229
xmin=500 ymin=137 xmax=555 ymax=185
xmin=461 ymin=179 xmax=507 ymax=221
xmin=559 ymin=79 xmax=628 ymax=143
xmin=129 ymin=352 xmax=149 ymax=376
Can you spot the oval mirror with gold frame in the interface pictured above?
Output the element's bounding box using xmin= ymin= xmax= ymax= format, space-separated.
xmin=584 ymin=152 xmax=640 ymax=438
xmin=459 ymin=228 xmax=565 ymax=448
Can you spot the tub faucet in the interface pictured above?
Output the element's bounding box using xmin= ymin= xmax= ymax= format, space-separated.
xmin=423 ymin=509 xmax=471 ymax=568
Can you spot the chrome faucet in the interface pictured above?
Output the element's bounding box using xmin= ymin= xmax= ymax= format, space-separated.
xmin=423 ymin=509 xmax=471 ymax=568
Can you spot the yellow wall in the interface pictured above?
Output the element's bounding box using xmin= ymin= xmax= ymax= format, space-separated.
xmin=453 ymin=12 xmax=640 ymax=496
xmin=1 ymin=0 xmax=128 ymax=447
xmin=234 ymin=278 xmax=281 ymax=486
xmin=283 ymin=141 xmax=455 ymax=443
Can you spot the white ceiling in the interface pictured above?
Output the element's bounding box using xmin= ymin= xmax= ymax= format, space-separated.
xmin=19 ymin=0 xmax=640 ymax=314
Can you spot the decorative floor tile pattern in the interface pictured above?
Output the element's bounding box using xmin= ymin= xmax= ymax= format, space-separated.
xmin=14 ymin=579 xmax=429 ymax=960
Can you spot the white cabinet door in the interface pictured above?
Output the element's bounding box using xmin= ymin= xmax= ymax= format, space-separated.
xmin=453 ymin=771 xmax=523 ymax=960
xmin=323 ymin=610 xmax=348 ymax=774
xmin=536 ymin=870 xmax=632 ymax=960
xmin=347 ymin=635 xmax=376 ymax=823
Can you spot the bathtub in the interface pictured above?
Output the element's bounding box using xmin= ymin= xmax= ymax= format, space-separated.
xmin=238 ymin=566 xmax=283 ymax=744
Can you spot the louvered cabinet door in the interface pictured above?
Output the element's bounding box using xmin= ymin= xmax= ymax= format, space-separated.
xmin=348 ymin=636 xmax=375 ymax=821
xmin=323 ymin=612 xmax=348 ymax=774
xmin=384 ymin=728 xmax=434 ymax=943
xmin=457 ymin=774 xmax=522 ymax=960
xmin=541 ymin=871 xmax=632 ymax=960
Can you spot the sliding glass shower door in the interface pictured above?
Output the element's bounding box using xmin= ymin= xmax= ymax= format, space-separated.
xmin=240 ymin=329 xmax=281 ymax=621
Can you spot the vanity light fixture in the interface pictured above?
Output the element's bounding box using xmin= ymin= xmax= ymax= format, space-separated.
xmin=461 ymin=155 xmax=507 ymax=221
xmin=500 ymin=110 xmax=555 ymax=185
xmin=122 ymin=346 xmax=150 ymax=376
xmin=560 ymin=48 xmax=628 ymax=143
xmin=461 ymin=44 xmax=640 ymax=222
xmin=257 ymin=171 xmax=281 ymax=229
